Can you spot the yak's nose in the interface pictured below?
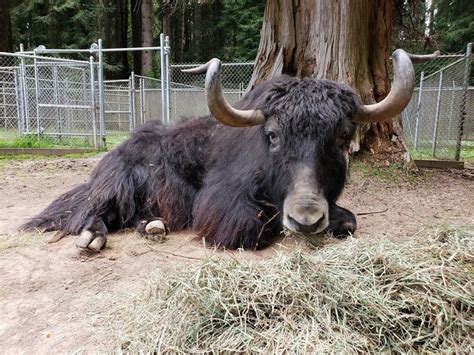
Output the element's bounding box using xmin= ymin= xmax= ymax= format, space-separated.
xmin=285 ymin=204 xmax=327 ymax=233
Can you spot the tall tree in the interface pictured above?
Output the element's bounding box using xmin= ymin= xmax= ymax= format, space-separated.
xmin=249 ymin=0 xmax=405 ymax=156
xmin=114 ymin=0 xmax=130 ymax=77
xmin=0 ymin=0 xmax=13 ymax=53
xmin=131 ymin=0 xmax=142 ymax=75
xmin=141 ymin=0 xmax=154 ymax=75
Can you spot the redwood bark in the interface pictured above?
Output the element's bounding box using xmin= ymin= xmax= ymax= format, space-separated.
xmin=250 ymin=0 xmax=405 ymax=157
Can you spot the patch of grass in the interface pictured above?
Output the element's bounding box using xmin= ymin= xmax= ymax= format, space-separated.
xmin=0 ymin=134 xmax=96 ymax=149
xmin=105 ymin=132 xmax=130 ymax=147
xmin=410 ymin=142 xmax=474 ymax=162
xmin=96 ymin=228 xmax=473 ymax=353
xmin=349 ymin=158 xmax=419 ymax=184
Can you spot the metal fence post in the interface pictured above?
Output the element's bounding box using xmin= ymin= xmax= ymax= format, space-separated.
xmin=89 ymin=56 xmax=98 ymax=149
xmin=98 ymin=39 xmax=106 ymax=148
xmin=165 ymin=35 xmax=170 ymax=124
xmin=33 ymin=48 xmax=41 ymax=136
xmin=129 ymin=72 xmax=136 ymax=130
xmin=160 ymin=34 xmax=166 ymax=124
xmin=13 ymin=69 xmax=22 ymax=133
xmin=19 ymin=44 xmax=30 ymax=133
xmin=455 ymin=42 xmax=472 ymax=161
xmin=431 ymin=70 xmax=443 ymax=157
xmin=413 ymin=71 xmax=424 ymax=150
xmin=140 ymin=78 xmax=145 ymax=124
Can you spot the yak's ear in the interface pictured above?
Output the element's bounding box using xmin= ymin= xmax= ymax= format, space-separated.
xmin=193 ymin=172 xmax=281 ymax=250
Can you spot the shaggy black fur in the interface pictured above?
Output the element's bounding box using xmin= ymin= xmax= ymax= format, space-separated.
xmin=22 ymin=75 xmax=361 ymax=250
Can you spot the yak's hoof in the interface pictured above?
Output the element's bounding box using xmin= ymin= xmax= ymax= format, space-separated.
xmin=138 ymin=219 xmax=167 ymax=242
xmin=88 ymin=236 xmax=107 ymax=252
xmin=75 ymin=230 xmax=107 ymax=252
xmin=326 ymin=221 xmax=357 ymax=238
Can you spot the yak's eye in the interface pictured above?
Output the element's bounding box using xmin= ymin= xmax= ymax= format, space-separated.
xmin=267 ymin=131 xmax=280 ymax=151
xmin=336 ymin=133 xmax=349 ymax=147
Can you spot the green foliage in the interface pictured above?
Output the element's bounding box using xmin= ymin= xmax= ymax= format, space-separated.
xmin=433 ymin=0 xmax=474 ymax=53
xmin=0 ymin=134 xmax=95 ymax=148
xmin=219 ymin=0 xmax=265 ymax=62
xmin=11 ymin=0 xmax=101 ymax=52
xmin=8 ymin=0 xmax=472 ymax=74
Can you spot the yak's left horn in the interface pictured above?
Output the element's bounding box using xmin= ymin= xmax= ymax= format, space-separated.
xmin=354 ymin=49 xmax=440 ymax=123
xmin=182 ymin=58 xmax=265 ymax=127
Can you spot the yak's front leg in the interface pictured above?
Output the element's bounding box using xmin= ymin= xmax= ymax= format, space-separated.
xmin=75 ymin=216 xmax=108 ymax=252
xmin=136 ymin=217 xmax=168 ymax=242
xmin=326 ymin=204 xmax=357 ymax=238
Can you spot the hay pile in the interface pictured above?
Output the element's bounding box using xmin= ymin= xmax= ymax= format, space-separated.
xmin=101 ymin=230 xmax=473 ymax=353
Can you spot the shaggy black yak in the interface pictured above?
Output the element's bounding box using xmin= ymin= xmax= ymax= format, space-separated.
xmin=22 ymin=50 xmax=438 ymax=251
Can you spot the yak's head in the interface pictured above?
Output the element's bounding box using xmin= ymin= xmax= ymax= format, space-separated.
xmin=184 ymin=50 xmax=438 ymax=234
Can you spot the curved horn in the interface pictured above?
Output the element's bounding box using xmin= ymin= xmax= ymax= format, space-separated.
xmin=182 ymin=58 xmax=265 ymax=127
xmin=354 ymin=49 xmax=440 ymax=123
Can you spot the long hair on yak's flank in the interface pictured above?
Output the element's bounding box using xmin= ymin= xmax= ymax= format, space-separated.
xmin=22 ymin=119 xmax=214 ymax=235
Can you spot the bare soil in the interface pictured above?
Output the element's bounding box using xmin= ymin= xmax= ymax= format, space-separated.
xmin=0 ymin=157 xmax=472 ymax=353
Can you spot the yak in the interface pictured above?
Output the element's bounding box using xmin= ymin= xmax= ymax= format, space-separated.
xmin=22 ymin=49 xmax=437 ymax=251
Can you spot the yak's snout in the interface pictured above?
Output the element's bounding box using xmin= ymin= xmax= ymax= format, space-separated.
xmin=282 ymin=164 xmax=329 ymax=234
xmin=283 ymin=198 xmax=329 ymax=234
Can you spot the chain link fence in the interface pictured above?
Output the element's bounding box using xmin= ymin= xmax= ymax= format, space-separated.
xmin=1 ymin=42 xmax=472 ymax=163
xmin=169 ymin=62 xmax=254 ymax=121
xmin=402 ymin=44 xmax=473 ymax=161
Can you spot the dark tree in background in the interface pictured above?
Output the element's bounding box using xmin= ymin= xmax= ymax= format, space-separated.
xmin=131 ymin=0 xmax=143 ymax=75
xmin=141 ymin=0 xmax=154 ymax=75
xmin=0 ymin=0 xmax=13 ymax=53
xmin=249 ymin=0 xmax=403 ymax=157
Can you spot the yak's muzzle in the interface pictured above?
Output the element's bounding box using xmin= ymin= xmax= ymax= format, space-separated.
xmin=282 ymin=164 xmax=329 ymax=234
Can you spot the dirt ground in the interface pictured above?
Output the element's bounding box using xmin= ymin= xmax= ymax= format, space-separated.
xmin=0 ymin=156 xmax=473 ymax=353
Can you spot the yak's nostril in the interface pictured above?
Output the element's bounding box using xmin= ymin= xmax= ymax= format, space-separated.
xmin=287 ymin=214 xmax=325 ymax=233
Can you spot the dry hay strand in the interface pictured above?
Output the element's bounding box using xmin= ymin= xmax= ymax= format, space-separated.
xmin=96 ymin=229 xmax=474 ymax=353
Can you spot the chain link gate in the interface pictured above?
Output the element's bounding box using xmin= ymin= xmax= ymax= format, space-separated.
xmin=31 ymin=55 xmax=99 ymax=146
xmin=0 ymin=34 xmax=171 ymax=149
xmin=0 ymin=52 xmax=100 ymax=147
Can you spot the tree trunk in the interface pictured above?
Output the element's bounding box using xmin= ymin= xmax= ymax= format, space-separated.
xmin=250 ymin=0 xmax=406 ymax=159
xmin=141 ymin=0 xmax=154 ymax=75
xmin=131 ymin=0 xmax=142 ymax=75
xmin=162 ymin=0 xmax=173 ymax=37
xmin=0 ymin=0 xmax=13 ymax=53
xmin=115 ymin=0 xmax=129 ymax=77
xmin=178 ymin=1 xmax=187 ymax=62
